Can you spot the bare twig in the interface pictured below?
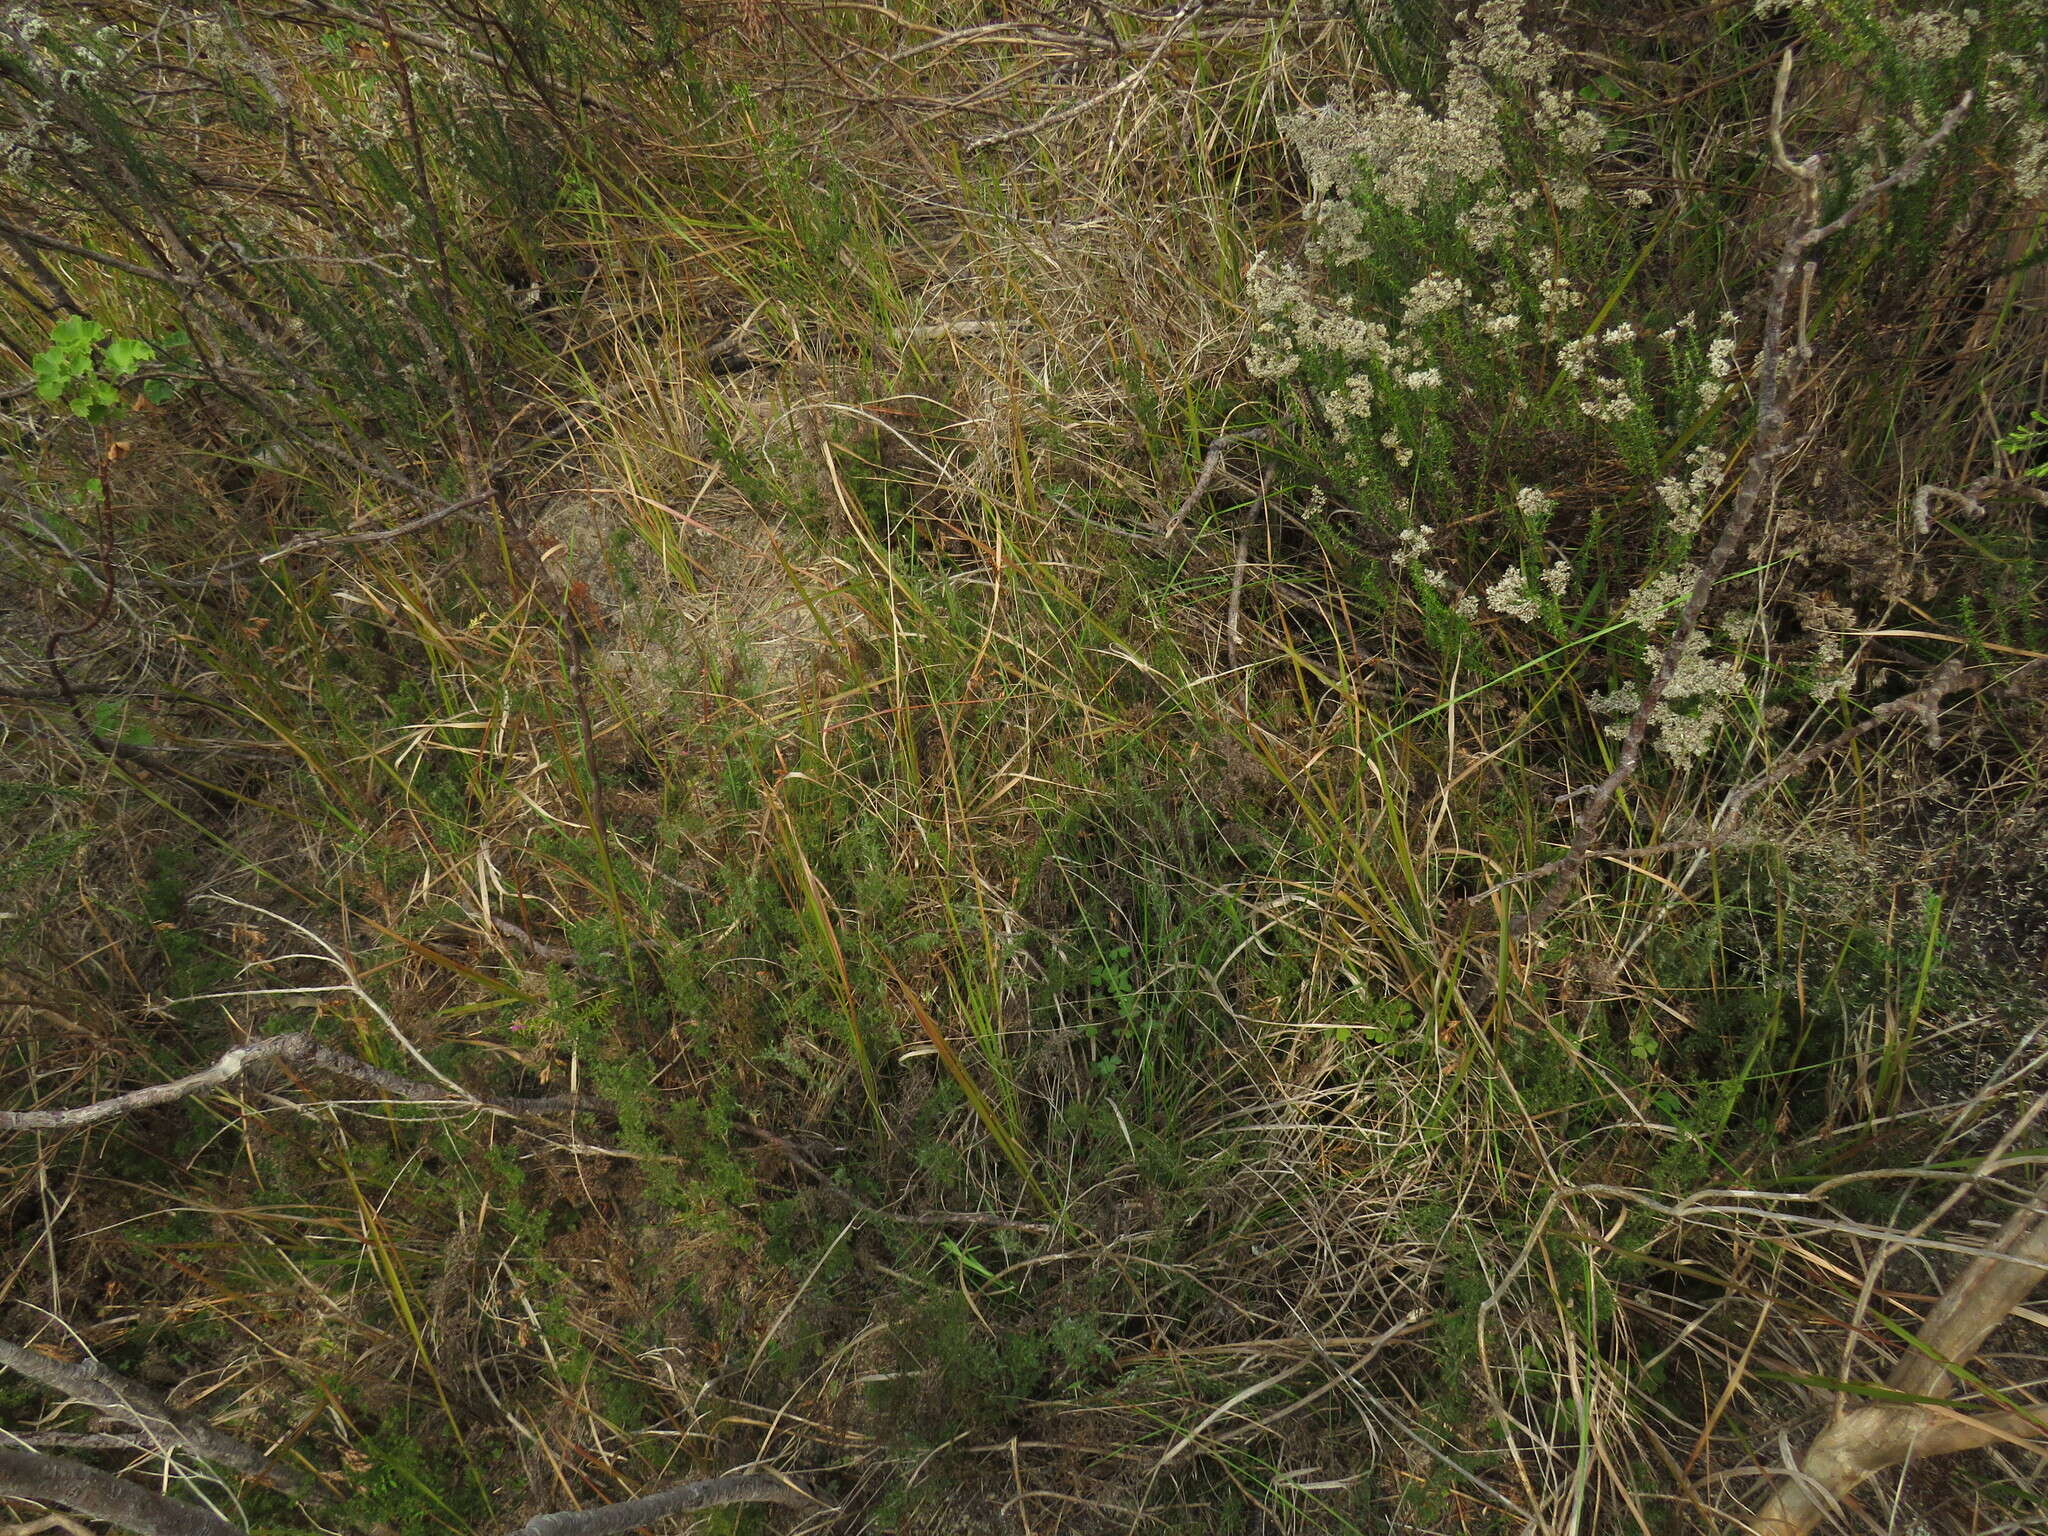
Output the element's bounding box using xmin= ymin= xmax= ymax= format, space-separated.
xmin=1910 ymin=473 xmax=2048 ymax=534
xmin=1152 ymin=427 xmax=1266 ymax=538
xmin=502 ymin=1471 xmax=819 ymax=1536
xmin=0 ymin=1340 xmax=299 ymax=1493
xmin=479 ymin=912 xmax=580 ymax=965
xmin=149 ymin=489 xmax=494 ymax=590
xmin=0 ymin=1031 xmax=598 ymax=1132
xmin=1516 ymin=65 xmax=1974 ymax=936
xmin=1738 ymin=1171 xmax=2048 ymax=1536
xmin=0 ymin=1448 xmax=246 ymax=1536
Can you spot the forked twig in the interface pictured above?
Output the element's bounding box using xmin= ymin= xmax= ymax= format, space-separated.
xmin=1516 ymin=61 xmax=1973 ymax=937
xmin=0 ymin=1030 xmax=597 ymax=1132
xmin=1910 ymin=473 xmax=2048 ymax=534
xmin=1152 ymin=427 xmax=1266 ymax=538
xmin=1738 ymin=1171 xmax=2048 ymax=1535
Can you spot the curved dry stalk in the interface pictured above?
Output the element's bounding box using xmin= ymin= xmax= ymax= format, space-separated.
xmin=0 ymin=1030 xmax=599 ymax=1132
xmin=502 ymin=1471 xmax=819 ymax=1536
xmin=1739 ymin=1173 xmax=2048 ymax=1536
xmin=0 ymin=1449 xmax=246 ymax=1536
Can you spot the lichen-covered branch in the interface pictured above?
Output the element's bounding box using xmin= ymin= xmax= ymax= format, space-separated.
xmin=0 ymin=1449 xmax=247 ymax=1536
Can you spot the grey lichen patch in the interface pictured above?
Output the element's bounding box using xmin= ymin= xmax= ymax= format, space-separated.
xmin=526 ymin=471 xmax=858 ymax=716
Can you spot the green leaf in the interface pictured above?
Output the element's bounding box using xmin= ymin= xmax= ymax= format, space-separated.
xmin=49 ymin=315 xmax=103 ymax=348
xmin=103 ymin=336 xmax=156 ymax=377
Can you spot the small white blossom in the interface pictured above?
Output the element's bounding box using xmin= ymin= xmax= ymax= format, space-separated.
xmin=1655 ymin=446 xmax=1727 ymax=537
xmin=1538 ymin=275 xmax=1582 ymax=314
xmin=1619 ymin=565 xmax=1698 ymax=631
xmin=1485 ymin=567 xmax=1542 ymax=621
xmin=1395 ymin=525 xmax=1436 ymax=562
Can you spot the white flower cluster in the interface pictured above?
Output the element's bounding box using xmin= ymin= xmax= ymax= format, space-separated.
xmin=1655 ymin=446 xmax=1728 ymax=537
xmin=1590 ymin=630 xmax=1747 ymax=764
xmin=1619 ymin=564 xmax=1697 ymax=631
xmin=1592 ymin=562 xmax=1751 ymax=764
xmin=1885 ymin=8 xmax=1980 ymax=64
xmin=1396 ymin=522 xmax=1457 ymax=594
xmin=1244 ymin=255 xmax=1393 ymax=383
xmin=1486 ymin=567 xmax=1541 ymax=620
xmin=2013 ymin=120 xmax=2048 ymax=199
xmin=1278 ymin=0 xmax=1600 ymax=265
xmin=1554 ymin=329 xmax=1640 ymax=422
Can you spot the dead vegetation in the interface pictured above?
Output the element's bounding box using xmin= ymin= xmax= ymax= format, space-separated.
xmin=2 ymin=4 xmax=2047 ymax=1535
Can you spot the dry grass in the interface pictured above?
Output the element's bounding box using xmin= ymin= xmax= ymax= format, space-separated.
xmin=2 ymin=4 xmax=2047 ymax=1536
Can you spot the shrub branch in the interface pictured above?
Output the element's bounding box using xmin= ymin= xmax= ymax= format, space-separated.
xmin=1516 ymin=59 xmax=1974 ymax=937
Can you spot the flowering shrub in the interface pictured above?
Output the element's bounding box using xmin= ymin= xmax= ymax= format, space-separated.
xmin=1248 ymin=1 xmax=1748 ymax=760
xmin=1248 ymin=0 xmax=2046 ymax=766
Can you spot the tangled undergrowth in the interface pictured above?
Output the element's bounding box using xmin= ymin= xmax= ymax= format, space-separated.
xmin=1 ymin=4 xmax=2046 ymax=1535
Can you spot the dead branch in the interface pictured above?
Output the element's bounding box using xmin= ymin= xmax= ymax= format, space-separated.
xmin=0 ymin=1341 xmax=299 ymax=1493
xmin=151 ymin=489 xmax=494 ymax=589
xmin=1910 ymin=473 xmax=2048 ymax=534
xmin=1152 ymin=427 xmax=1267 ymax=538
xmin=0 ymin=1449 xmax=246 ymax=1536
xmin=1516 ymin=60 xmax=1974 ymax=937
xmin=1738 ymin=1171 xmax=2048 ymax=1536
xmin=1 ymin=1512 xmax=102 ymax=1536
xmin=503 ymin=1471 xmax=819 ymax=1536
xmin=0 ymin=1030 xmax=600 ymax=1133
